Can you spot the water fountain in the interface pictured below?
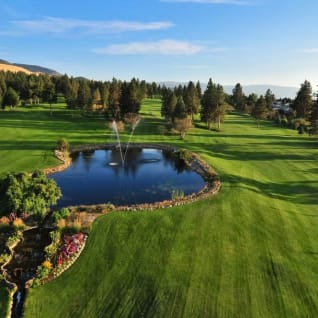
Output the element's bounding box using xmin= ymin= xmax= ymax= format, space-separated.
xmin=110 ymin=115 xmax=140 ymax=166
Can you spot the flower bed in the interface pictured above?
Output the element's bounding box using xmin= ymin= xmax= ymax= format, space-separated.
xmin=56 ymin=233 xmax=86 ymax=267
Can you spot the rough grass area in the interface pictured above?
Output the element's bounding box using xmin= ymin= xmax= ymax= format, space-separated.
xmin=1 ymin=100 xmax=318 ymax=317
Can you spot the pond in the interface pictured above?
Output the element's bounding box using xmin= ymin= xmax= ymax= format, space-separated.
xmin=49 ymin=148 xmax=205 ymax=207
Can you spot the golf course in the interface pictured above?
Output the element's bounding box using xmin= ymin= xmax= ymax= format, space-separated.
xmin=1 ymin=99 xmax=317 ymax=317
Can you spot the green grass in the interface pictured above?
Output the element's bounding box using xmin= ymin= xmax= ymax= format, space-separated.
xmin=1 ymin=100 xmax=318 ymax=317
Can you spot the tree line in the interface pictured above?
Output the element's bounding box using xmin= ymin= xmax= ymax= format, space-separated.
xmin=231 ymin=81 xmax=318 ymax=134
xmin=0 ymin=71 xmax=162 ymax=120
xmin=0 ymin=70 xmax=317 ymax=135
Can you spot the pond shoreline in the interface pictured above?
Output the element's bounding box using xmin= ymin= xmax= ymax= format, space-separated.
xmin=46 ymin=143 xmax=221 ymax=212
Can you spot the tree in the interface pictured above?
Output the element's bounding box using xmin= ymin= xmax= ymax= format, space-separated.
xmin=201 ymin=79 xmax=227 ymax=130
xmin=174 ymin=118 xmax=193 ymax=139
xmin=161 ymin=90 xmax=177 ymax=122
xmin=214 ymin=84 xmax=227 ymax=131
xmin=77 ymin=81 xmax=92 ymax=111
xmin=42 ymin=79 xmax=57 ymax=115
xmin=196 ymin=81 xmax=202 ymax=99
xmin=0 ymin=170 xmax=61 ymax=218
xmin=100 ymin=83 xmax=109 ymax=110
xmin=174 ymin=96 xmax=187 ymax=120
xmin=201 ymin=79 xmax=216 ymax=130
xmin=251 ymin=95 xmax=268 ymax=127
xmin=108 ymin=78 xmax=121 ymax=120
xmin=3 ymin=87 xmax=19 ymax=109
xmin=245 ymin=93 xmax=258 ymax=114
xmin=293 ymin=80 xmax=313 ymax=119
xmin=0 ymin=75 xmax=7 ymax=108
xmin=310 ymin=100 xmax=318 ymax=135
xmin=265 ymin=88 xmax=275 ymax=110
xmin=92 ymin=87 xmax=101 ymax=110
xmin=232 ymin=83 xmax=245 ymax=110
xmin=185 ymin=81 xmax=200 ymax=121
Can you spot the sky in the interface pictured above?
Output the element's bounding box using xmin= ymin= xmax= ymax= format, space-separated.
xmin=0 ymin=0 xmax=317 ymax=88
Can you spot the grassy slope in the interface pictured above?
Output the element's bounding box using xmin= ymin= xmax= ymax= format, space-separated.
xmin=1 ymin=100 xmax=318 ymax=317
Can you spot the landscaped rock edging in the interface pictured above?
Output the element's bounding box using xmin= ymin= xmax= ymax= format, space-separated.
xmin=43 ymin=149 xmax=71 ymax=175
xmin=58 ymin=143 xmax=222 ymax=212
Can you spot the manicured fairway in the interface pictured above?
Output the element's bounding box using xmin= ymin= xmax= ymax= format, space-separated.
xmin=1 ymin=101 xmax=318 ymax=317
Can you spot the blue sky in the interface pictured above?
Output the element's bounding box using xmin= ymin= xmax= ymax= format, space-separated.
xmin=0 ymin=0 xmax=317 ymax=87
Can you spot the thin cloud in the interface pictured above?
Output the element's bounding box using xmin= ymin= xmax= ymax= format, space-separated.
xmin=94 ymin=40 xmax=205 ymax=55
xmin=8 ymin=17 xmax=174 ymax=35
xmin=299 ymin=48 xmax=318 ymax=54
xmin=161 ymin=0 xmax=251 ymax=5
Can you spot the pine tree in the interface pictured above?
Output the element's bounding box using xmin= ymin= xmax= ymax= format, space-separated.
xmin=185 ymin=81 xmax=200 ymax=121
xmin=161 ymin=90 xmax=177 ymax=122
xmin=214 ymin=84 xmax=227 ymax=131
xmin=293 ymin=80 xmax=313 ymax=120
xmin=174 ymin=96 xmax=187 ymax=120
xmin=77 ymin=81 xmax=92 ymax=111
xmin=265 ymin=88 xmax=275 ymax=110
xmin=232 ymin=83 xmax=245 ymax=110
xmin=310 ymin=97 xmax=318 ymax=135
xmin=201 ymin=79 xmax=216 ymax=130
xmin=3 ymin=87 xmax=19 ymax=109
xmin=251 ymin=95 xmax=268 ymax=127
xmin=108 ymin=78 xmax=122 ymax=120
xmin=196 ymin=81 xmax=202 ymax=99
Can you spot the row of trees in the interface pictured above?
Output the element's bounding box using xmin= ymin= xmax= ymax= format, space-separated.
xmin=232 ymin=81 xmax=318 ymax=134
xmin=160 ymin=79 xmax=228 ymax=138
xmin=0 ymin=71 xmax=164 ymax=119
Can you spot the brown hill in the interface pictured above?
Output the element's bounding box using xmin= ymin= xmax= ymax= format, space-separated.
xmin=0 ymin=63 xmax=34 ymax=74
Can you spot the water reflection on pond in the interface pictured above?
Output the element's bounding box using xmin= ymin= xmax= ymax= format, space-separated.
xmin=50 ymin=148 xmax=205 ymax=207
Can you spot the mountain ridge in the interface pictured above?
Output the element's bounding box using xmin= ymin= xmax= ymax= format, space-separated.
xmin=0 ymin=59 xmax=60 ymax=76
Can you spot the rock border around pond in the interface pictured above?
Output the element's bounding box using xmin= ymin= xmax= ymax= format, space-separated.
xmin=46 ymin=143 xmax=221 ymax=212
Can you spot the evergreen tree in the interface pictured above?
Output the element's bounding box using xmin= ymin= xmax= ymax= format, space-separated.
xmin=161 ymin=90 xmax=177 ymax=122
xmin=214 ymin=84 xmax=227 ymax=131
xmin=245 ymin=93 xmax=258 ymax=114
xmin=265 ymin=88 xmax=275 ymax=110
xmin=108 ymin=78 xmax=122 ymax=119
xmin=42 ymin=79 xmax=57 ymax=115
xmin=92 ymin=88 xmax=101 ymax=109
xmin=174 ymin=96 xmax=187 ymax=120
xmin=201 ymin=79 xmax=216 ymax=130
xmin=77 ymin=81 xmax=92 ymax=111
xmin=232 ymin=83 xmax=245 ymax=110
xmin=196 ymin=81 xmax=202 ymax=99
xmin=293 ymin=80 xmax=313 ymax=119
xmin=310 ymin=97 xmax=318 ymax=135
xmin=251 ymin=95 xmax=268 ymax=127
xmin=3 ymin=87 xmax=19 ymax=109
xmin=185 ymin=81 xmax=200 ymax=120
xmin=100 ymin=83 xmax=109 ymax=110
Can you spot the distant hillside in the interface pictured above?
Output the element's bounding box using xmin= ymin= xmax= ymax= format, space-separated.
xmin=160 ymin=82 xmax=298 ymax=99
xmin=13 ymin=63 xmax=61 ymax=76
xmin=0 ymin=63 xmax=33 ymax=75
xmin=0 ymin=58 xmax=60 ymax=76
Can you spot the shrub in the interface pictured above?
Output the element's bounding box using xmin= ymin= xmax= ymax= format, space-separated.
xmin=52 ymin=208 xmax=70 ymax=223
xmin=56 ymin=138 xmax=70 ymax=152
xmin=12 ymin=217 xmax=25 ymax=230
xmin=0 ymin=216 xmax=10 ymax=227
xmin=57 ymin=219 xmax=66 ymax=229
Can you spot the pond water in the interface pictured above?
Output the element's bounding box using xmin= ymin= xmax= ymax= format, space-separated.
xmin=50 ymin=148 xmax=205 ymax=207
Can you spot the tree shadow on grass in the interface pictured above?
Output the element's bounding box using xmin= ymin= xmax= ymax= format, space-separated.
xmin=223 ymin=173 xmax=318 ymax=206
